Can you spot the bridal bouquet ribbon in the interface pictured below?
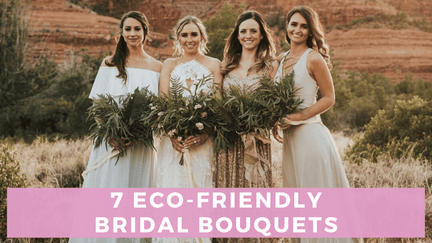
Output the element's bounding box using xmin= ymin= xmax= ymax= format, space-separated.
xmin=85 ymin=87 xmax=157 ymax=174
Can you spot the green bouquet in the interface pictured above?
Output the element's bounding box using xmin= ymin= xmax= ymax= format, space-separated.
xmin=88 ymin=87 xmax=157 ymax=163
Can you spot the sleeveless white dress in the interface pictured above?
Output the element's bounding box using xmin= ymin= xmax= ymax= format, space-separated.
xmin=152 ymin=60 xmax=214 ymax=243
xmin=69 ymin=67 xmax=159 ymax=243
xmin=275 ymin=49 xmax=362 ymax=243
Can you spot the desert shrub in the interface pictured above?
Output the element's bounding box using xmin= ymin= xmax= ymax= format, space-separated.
xmin=395 ymin=73 xmax=432 ymax=101
xmin=266 ymin=10 xmax=284 ymax=30
xmin=321 ymin=70 xmax=396 ymax=130
xmin=0 ymin=144 xmax=28 ymax=241
xmin=346 ymin=96 xmax=432 ymax=163
xmin=0 ymin=51 xmax=104 ymax=138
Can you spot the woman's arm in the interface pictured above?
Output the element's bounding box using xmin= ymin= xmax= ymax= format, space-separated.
xmin=158 ymin=58 xmax=176 ymax=97
xmin=281 ymin=51 xmax=335 ymax=128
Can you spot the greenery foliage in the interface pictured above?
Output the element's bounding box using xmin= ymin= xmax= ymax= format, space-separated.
xmin=322 ymin=71 xmax=432 ymax=131
xmin=0 ymin=144 xmax=28 ymax=241
xmin=0 ymin=51 xmax=104 ymax=139
xmin=88 ymin=87 xmax=158 ymax=157
xmin=346 ymin=96 xmax=432 ymax=163
xmin=0 ymin=0 xmax=55 ymax=109
xmin=203 ymin=3 xmax=244 ymax=60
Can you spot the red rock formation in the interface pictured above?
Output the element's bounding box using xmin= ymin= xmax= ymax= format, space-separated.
xmin=25 ymin=0 xmax=432 ymax=83
xmin=327 ymin=28 xmax=432 ymax=82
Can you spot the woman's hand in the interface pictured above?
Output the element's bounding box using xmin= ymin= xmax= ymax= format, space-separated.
xmin=183 ymin=133 xmax=209 ymax=148
xmin=109 ymin=137 xmax=135 ymax=152
xmin=272 ymin=124 xmax=283 ymax=143
xmin=280 ymin=112 xmax=306 ymax=130
xmin=170 ymin=137 xmax=185 ymax=153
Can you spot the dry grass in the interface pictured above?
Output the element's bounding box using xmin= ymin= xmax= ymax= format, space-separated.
xmin=2 ymin=132 xmax=430 ymax=242
xmin=6 ymin=136 xmax=92 ymax=188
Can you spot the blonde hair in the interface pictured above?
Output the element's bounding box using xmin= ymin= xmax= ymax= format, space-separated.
xmin=172 ymin=16 xmax=209 ymax=57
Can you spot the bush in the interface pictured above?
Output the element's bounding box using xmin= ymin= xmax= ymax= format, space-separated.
xmin=0 ymin=51 xmax=104 ymax=138
xmin=346 ymin=96 xmax=432 ymax=163
xmin=203 ymin=3 xmax=244 ymax=60
xmin=321 ymin=70 xmax=396 ymax=130
xmin=0 ymin=144 xmax=28 ymax=241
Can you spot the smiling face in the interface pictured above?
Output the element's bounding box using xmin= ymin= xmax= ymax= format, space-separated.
xmin=178 ymin=23 xmax=202 ymax=55
xmin=122 ymin=17 xmax=145 ymax=47
xmin=237 ymin=18 xmax=262 ymax=51
xmin=287 ymin=12 xmax=310 ymax=45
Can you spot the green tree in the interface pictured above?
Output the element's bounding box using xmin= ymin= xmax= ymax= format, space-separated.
xmin=0 ymin=0 xmax=54 ymax=109
xmin=203 ymin=3 xmax=244 ymax=61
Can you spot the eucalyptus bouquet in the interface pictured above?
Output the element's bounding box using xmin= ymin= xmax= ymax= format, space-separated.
xmin=221 ymin=71 xmax=303 ymax=139
xmin=151 ymin=75 xmax=218 ymax=165
xmin=88 ymin=87 xmax=157 ymax=163
xmin=251 ymin=71 xmax=304 ymax=136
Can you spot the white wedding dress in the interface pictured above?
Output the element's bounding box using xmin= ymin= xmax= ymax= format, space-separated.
xmin=69 ymin=67 xmax=159 ymax=243
xmin=152 ymin=60 xmax=214 ymax=243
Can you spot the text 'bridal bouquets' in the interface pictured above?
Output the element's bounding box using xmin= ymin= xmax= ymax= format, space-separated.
xmin=87 ymin=87 xmax=157 ymax=164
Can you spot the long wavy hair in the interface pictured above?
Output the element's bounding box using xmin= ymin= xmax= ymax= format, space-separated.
xmin=172 ymin=16 xmax=209 ymax=57
xmin=105 ymin=11 xmax=150 ymax=82
xmin=222 ymin=10 xmax=276 ymax=76
xmin=285 ymin=6 xmax=332 ymax=70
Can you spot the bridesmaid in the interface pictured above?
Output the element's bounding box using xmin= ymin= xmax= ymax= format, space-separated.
xmin=212 ymin=10 xmax=280 ymax=243
xmin=70 ymin=11 xmax=161 ymax=243
xmin=274 ymin=6 xmax=362 ymax=243
xmin=214 ymin=10 xmax=278 ymax=189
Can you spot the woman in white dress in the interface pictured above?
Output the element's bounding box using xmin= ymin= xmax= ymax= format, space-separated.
xmin=69 ymin=11 xmax=161 ymax=243
xmin=274 ymin=6 xmax=362 ymax=243
xmin=152 ymin=16 xmax=222 ymax=243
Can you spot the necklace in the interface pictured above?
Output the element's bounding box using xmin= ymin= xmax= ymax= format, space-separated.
xmin=183 ymin=53 xmax=202 ymax=62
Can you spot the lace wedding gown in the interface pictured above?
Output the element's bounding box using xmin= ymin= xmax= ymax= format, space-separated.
xmin=69 ymin=67 xmax=159 ymax=243
xmin=275 ymin=49 xmax=362 ymax=243
xmin=152 ymin=60 xmax=214 ymax=243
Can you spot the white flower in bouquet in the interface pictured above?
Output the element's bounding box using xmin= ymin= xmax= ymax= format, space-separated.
xmin=168 ymin=129 xmax=177 ymax=137
xmin=185 ymin=100 xmax=190 ymax=106
xmin=194 ymin=104 xmax=202 ymax=110
xmin=177 ymin=136 xmax=183 ymax=141
xmin=201 ymin=112 xmax=207 ymax=118
xmin=158 ymin=112 xmax=165 ymax=117
xmin=179 ymin=108 xmax=185 ymax=111
xmin=196 ymin=122 xmax=204 ymax=130
xmin=157 ymin=124 xmax=163 ymax=129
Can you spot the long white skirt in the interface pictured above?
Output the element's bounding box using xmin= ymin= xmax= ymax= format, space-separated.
xmin=282 ymin=122 xmax=362 ymax=243
xmin=152 ymin=136 xmax=213 ymax=243
xmin=68 ymin=141 xmax=155 ymax=243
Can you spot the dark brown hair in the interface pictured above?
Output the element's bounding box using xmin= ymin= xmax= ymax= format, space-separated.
xmin=105 ymin=11 xmax=150 ymax=82
xmin=285 ymin=6 xmax=332 ymax=70
xmin=222 ymin=10 xmax=276 ymax=76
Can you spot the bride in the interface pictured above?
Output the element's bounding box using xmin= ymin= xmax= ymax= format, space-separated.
xmin=152 ymin=15 xmax=222 ymax=243
xmin=154 ymin=15 xmax=222 ymax=189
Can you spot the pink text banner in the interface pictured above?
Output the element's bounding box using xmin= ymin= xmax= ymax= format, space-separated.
xmin=8 ymin=188 xmax=424 ymax=238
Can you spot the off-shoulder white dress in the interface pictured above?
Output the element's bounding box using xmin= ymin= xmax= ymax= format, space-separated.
xmin=69 ymin=67 xmax=159 ymax=243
